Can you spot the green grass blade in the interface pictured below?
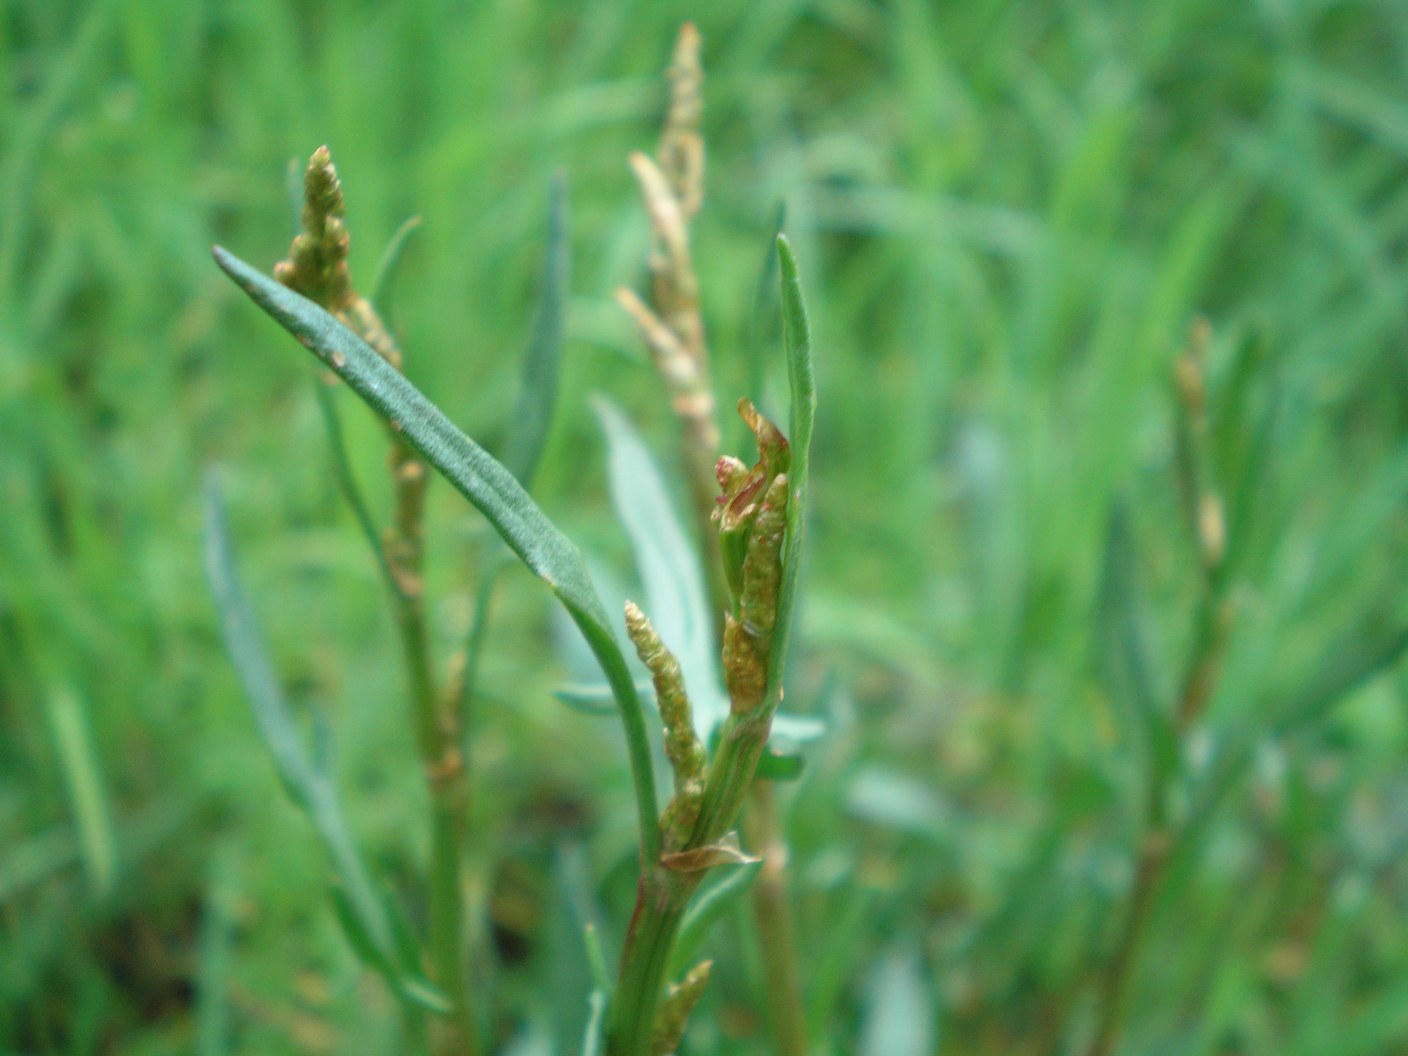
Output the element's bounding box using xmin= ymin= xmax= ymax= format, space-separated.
xmin=312 ymin=380 xmax=395 ymax=594
xmin=745 ymin=201 xmax=787 ymax=414
xmin=767 ymin=235 xmax=817 ymax=705
xmin=581 ymin=989 xmax=608 ymax=1056
xmin=369 ymin=214 xmax=424 ymax=311
xmin=201 ymin=473 xmax=400 ymax=973
xmin=504 ymin=174 xmax=569 ymax=489
xmin=1096 ymin=503 xmax=1176 ymax=798
xmin=210 ymin=246 xmax=660 ymax=864
xmin=195 ymin=843 xmax=240 ymax=1056
xmin=455 ymin=554 xmax=509 ymax=739
xmin=583 ymin=923 xmax=611 ymax=995
xmin=1273 ymin=618 xmax=1408 ymax=735
xmin=44 ymin=685 xmax=116 ymax=895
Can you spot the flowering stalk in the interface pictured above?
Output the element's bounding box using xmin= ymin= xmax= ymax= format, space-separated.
xmin=1088 ymin=318 xmax=1241 ymax=1056
xmin=609 ymin=371 xmax=813 ymax=1055
xmin=614 ymin=27 xmax=811 ymax=1055
xmin=625 ymin=601 xmax=707 ymax=853
xmin=277 ymin=148 xmax=476 ymax=1056
xmin=616 ymin=23 xmax=724 ymax=607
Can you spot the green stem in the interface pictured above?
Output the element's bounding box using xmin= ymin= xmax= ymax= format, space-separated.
xmin=606 ymin=869 xmax=701 ymax=1056
xmin=692 ymin=717 xmax=769 ymax=847
xmin=313 ymin=380 xmax=395 ymax=595
xmin=741 ymin=784 xmax=807 ymax=1056
xmin=430 ymin=798 xmax=474 ymax=1055
xmin=396 ymin=603 xmax=477 ymax=1056
xmin=1086 ymin=829 xmax=1169 ymax=1056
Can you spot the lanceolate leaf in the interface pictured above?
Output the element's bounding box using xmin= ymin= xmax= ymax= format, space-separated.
xmin=1096 ymin=502 xmax=1176 ymax=796
xmin=595 ymin=397 xmax=728 ymax=736
xmin=312 ymin=380 xmax=394 ymax=594
xmin=768 ymin=235 xmax=816 ymax=706
xmin=369 ymin=215 xmax=423 ymax=310
xmin=202 ymin=475 xmax=398 ymax=978
xmin=596 ymin=396 xmax=827 ymax=748
xmin=744 ymin=201 xmax=787 ymax=415
xmin=211 ymin=246 xmax=660 ymax=864
xmin=45 ymin=686 xmax=115 ymax=895
xmin=504 ymin=173 xmax=569 ymax=489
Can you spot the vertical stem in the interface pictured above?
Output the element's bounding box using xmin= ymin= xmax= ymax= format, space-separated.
xmin=430 ymin=800 xmax=473 ymax=1056
xmin=1085 ymin=828 xmax=1169 ymax=1056
xmin=611 ymin=34 xmax=813 ymax=1056
xmin=741 ymin=784 xmax=808 ymax=1056
xmin=1086 ymin=321 xmax=1237 ymax=1056
xmin=342 ymin=302 xmax=478 ymax=1056
xmin=607 ymin=869 xmax=700 ymax=1056
xmin=274 ymin=148 xmax=479 ymax=1053
xmin=397 ymin=599 xmax=477 ymax=1056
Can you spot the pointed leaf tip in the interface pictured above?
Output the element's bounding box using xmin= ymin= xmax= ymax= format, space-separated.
xmin=212 ymin=243 xmax=663 ymax=866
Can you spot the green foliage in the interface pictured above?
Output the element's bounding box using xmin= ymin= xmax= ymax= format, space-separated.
xmin=5 ymin=2 xmax=1408 ymax=1054
xmin=212 ymin=242 xmax=661 ymax=865
xmin=203 ymin=474 xmax=444 ymax=1021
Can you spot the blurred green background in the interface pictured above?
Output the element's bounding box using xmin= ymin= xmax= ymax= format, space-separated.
xmin=5 ymin=0 xmax=1408 ymax=1053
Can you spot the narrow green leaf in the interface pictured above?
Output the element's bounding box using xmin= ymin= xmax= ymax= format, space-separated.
xmin=284 ymin=156 xmax=304 ymax=234
xmin=211 ymin=246 xmax=659 ymax=864
xmin=1096 ymin=503 xmax=1176 ymax=795
xmin=1212 ymin=327 xmax=1265 ymax=477
xmin=1181 ymin=616 xmax=1408 ymax=856
xmin=1273 ymin=618 xmax=1408 ymax=735
xmin=398 ymin=976 xmax=454 ymax=1015
xmin=195 ymin=843 xmax=240 ymax=1056
xmin=768 ymin=235 xmax=816 ymax=706
xmin=330 ymin=883 xmax=399 ymax=980
xmin=670 ymin=861 xmax=763 ymax=975
xmin=581 ymin=989 xmax=608 ymax=1056
xmin=313 ymin=380 xmax=394 ymax=593
xmin=374 ymin=885 xmax=422 ymax=978
xmin=1221 ymin=349 xmax=1282 ymax=580
xmin=45 ymin=685 xmax=115 ymax=895
xmin=455 ymin=551 xmax=513 ymax=746
xmin=595 ymin=396 xmax=728 ymax=735
xmin=583 ymin=923 xmax=611 ymax=995
xmin=202 ymin=473 xmax=399 ymax=972
xmin=369 ymin=214 xmax=423 ymax=310
xmin=805 ymin=887 xmax=876 ymax=1036
xmin=745 ymin=201 xmax=787 ymax=415
xmin=504 ymin=174 xmax=569 ymax=489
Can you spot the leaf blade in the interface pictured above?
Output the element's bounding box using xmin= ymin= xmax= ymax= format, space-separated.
xmin=1096 ymin=502 xmax=1176 ymax=797
xmin=767 ymin=235 xmax=817 ymax=705
xmin=595 ymin=396 xmax=728 ymax=736
xmin=201 ymin=473 xmax=398 ymax=971
xmin=211 ymin=246 xmax=660 ymax=863
xmin=504 ymin=173 xmax=569 ymax=489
